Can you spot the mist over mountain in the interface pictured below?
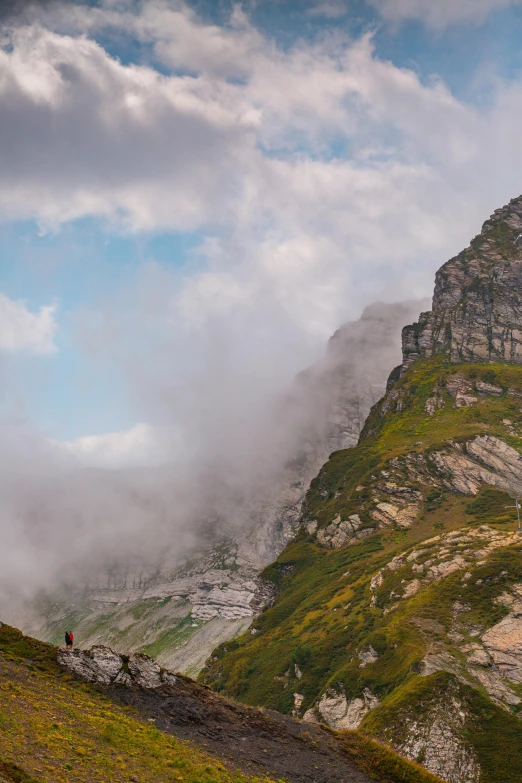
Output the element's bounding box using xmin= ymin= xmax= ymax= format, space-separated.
xmin=6 ymin=298 xmax=427 ymax=674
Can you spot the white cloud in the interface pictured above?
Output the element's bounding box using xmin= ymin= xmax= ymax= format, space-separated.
xmin=1 ymin=4 xmax=521 ymax=338
xmin=306 ymin=1 xmax=351 ymax=17
xmin=55 ymin=423 xmax=167 ymax=468
xmin=0 ymin=4 xmax=478 ymax=232
xmin=0 ymin=293 xmax=57 ymax=354
xmin=1 ymin=3 xmax=522 ymax=343
xmin=368 ymin=0 xmax=522 ymax=27
xmin=0 ymin=21 xmax=257 ymax=232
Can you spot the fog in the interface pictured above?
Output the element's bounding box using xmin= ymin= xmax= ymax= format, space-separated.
xmin=0 ymin=283 xmax=429 ymax=624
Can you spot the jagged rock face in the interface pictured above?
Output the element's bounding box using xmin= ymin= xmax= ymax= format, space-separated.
xmin=480 ymin=587 xmax=522 ymax=687
xmin=390 ymin=434 xmax=522 ymax=498
xmin=385 ymin=687 xmax=481 ymax=783
xmin=57 ymin=644 xmax=177 ymax=689
xmin=304 ymin=688 xmax=380 ymax=731
xmin=402 ymin=195 xmax=522 ymax=368
xmin=315 ymin=513 xmax=371 ymax=548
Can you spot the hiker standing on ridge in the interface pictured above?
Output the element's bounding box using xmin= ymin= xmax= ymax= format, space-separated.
xmin=65 ymin=631 xmax=74 ymax=649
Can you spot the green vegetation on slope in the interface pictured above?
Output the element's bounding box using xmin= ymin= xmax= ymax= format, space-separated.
xmin=364 ymin=670 xmax=522 ymax=783
xmin=0 ymin=624 xmax=446 ymax=783
xmin=205 ymin=533 xmax=387 ymax=712
xmin=306 ymin=357 xmax=522 ymax=530
xmin=0 ymin=625 xmax=274 ymax=783
xmin=201 ymin=358 xmax=522 ymax=782
xmin=0 ymin=759 xmax=42 ymax=783
xmin=328 ymin=732 xmax=445 ymax=783
xmin=203 ymin=360 xmax=522 ymax=702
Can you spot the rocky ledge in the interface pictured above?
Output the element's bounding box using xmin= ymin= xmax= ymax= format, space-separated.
xmin=57 ymin=644 xmax=178 ymax=689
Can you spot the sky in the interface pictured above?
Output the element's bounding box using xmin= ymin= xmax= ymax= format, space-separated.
xmin=3 ymin=0 xmax=522 ymax=460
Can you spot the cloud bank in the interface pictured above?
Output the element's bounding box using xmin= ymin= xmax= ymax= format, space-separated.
xmin=55 ymin=423 xmax=165 ymax=469
xmin=2 ymin=0 xmax=522 ymax=327
xmin=0 ymin=294 xmax=56 ymax=354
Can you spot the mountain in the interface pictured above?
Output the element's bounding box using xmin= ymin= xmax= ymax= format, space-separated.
xmin=16 ymin=299 xmax=427 ymax=677
xmin=0 ymin=622 xmax=443 ymax=783
xmin=201 ymin=195 xmax=522 ymax=783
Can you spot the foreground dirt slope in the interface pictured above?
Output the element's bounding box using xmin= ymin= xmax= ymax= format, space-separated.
xmin=0 ymin=624 xmax=275 ymax=783
xmin=107 ymin=656 xmax=442 ymax=783
xmin=0 ymin=624 xmax=442 ymax=783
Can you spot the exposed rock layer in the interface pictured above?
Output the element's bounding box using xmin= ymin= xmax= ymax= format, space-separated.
xmin=402 ymin=195 xmax=522 ymax=368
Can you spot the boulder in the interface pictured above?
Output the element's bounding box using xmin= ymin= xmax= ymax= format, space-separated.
xmin=58 ymin=644 xmax=176 ymax=690
xmin=316 ymin=688 xmax=379 ymax=730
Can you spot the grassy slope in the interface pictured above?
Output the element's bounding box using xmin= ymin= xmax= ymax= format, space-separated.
xmin=0 ymin=625 xmax=445 ymax=783
xmin=200 ymin=358 xmax=522 ymax=782
xmin=0 ymin=760 xmax=41 ymax=783
xmin=0 ymin=624 xmax=275 ymax=783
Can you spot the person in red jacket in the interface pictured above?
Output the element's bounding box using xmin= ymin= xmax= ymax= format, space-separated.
xmin=65 ymin=631 xmax=74 ymax=649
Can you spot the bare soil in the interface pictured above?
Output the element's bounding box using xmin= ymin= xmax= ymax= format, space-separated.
xmin=107 ymin=674 xmax=378 ymax=783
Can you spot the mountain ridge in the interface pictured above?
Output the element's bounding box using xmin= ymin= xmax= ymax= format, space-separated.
xmin=200 ymin=195 xmax=522 ymax=783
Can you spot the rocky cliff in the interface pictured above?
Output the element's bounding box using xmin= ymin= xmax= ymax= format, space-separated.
xmin=18 ymin=299 xmax=426 ymax=676
xmin=402 ymin=195 xmax=522 ymax=369
xmin=201 ymin=195 xmax=522 ymax=783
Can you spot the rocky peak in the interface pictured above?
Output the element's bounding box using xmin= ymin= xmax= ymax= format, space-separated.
xmin=402 ymin=194 xmax=522 ymax=369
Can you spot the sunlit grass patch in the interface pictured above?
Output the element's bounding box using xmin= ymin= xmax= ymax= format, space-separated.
xmin=0 ymin=629 xmax=274 ymax=783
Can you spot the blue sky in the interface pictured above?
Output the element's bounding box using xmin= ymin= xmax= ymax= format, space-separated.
xmin=0 ymin=218 xmax=200 ymax=437
xmin=3 ymin=0 xmax=522 ymax=457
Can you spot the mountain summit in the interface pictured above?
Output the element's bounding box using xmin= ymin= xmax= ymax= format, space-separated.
xmin=403 ymin=196 xmax=522 ymax=368
xmin=202 ymin=196 xmax=522 ymax=783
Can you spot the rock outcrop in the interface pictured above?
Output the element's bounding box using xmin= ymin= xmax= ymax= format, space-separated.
xmin=388 ymin=434 xmax=522 ymax=498
xmin=316 ymin=513 xmax=373 ymax=548
xmin=480 ymin=587 xmax=522 ymax=686
xmin=402 ymin=195 xmax=522 ymax=369
xmin=304 ymin=687 xmax=380 ymax=731
xmin=57 ymin=644 xmax=177 ymax=689
xmin=384 ymin=686 xmax=481 ymax=783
